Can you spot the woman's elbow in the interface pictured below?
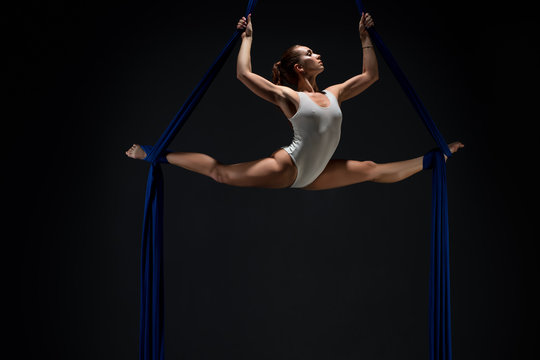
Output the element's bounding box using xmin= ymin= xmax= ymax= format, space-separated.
xmin=361 ymin=69 xmax=379 ymax=85
xmin=369 ymin=72 xmax=379 ymax=84
xmin=236 ymin=70 xmax=250 ymax=82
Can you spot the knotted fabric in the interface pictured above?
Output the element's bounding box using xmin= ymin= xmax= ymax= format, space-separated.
xmin=355 ymin=1 xmax=453 ymax=359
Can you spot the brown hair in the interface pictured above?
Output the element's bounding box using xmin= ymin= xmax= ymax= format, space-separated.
xmin=272 ymin=45 xmax=301 ymax=86
xmin=272 ymin=45 xmax=320 ymax=92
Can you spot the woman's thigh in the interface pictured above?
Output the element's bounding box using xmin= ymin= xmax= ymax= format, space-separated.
xmin=218 ymin=149 xmax=297 ymax=189
xmin=302 ymin=159 xmax=376 ymax=190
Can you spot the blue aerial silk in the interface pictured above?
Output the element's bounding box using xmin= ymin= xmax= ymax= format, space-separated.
xmin=138 ymin=1 xmax=258 ymax=359
xmin=355 ymin=1 xmax=453 ymax=359
xmin=138 ymin=1 xmax=452 ymax=359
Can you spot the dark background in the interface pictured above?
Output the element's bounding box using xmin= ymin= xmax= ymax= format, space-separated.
xmin=9 ymin=0 xmax=537 ymax=359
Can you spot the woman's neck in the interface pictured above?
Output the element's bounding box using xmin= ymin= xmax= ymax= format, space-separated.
xmin=297 ymin=74 xmax=319 ymax=93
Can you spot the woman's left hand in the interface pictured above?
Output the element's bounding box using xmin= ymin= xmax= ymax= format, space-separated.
xmin=359 ymin=12 xmax=375 ymax=36
xmin=237 ymin=14 xmax=253 ymax=39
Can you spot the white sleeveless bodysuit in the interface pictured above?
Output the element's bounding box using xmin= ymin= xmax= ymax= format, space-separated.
xmin=281 ymin=90 xmax=343 ymax=188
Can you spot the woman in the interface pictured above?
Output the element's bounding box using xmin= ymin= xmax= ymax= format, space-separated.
xmin=126 ymin=13 xmax=463 ymax=190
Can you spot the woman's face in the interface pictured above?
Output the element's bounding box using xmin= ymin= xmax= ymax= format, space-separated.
xmin=296 ymin=46 xmax=324 ymax=75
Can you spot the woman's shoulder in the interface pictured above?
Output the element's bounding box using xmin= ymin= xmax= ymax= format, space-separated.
xmin=323 ymin=85 xmax=342 ymax=106
xmin=274 ymin=85 xmax=300 ymax=119
xmin=278 ymin=85 xmax=300 ymax=103
xmin=323 ymin=86 xmax=339 ymax=99
xmin=279 ymin=85 xmax=298 ymax=96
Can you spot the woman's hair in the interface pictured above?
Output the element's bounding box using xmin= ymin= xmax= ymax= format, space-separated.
xmin=272 ymin=45 xmax=302 ymax=87
xmin=272 ymin=45 xmax=319 ymax=92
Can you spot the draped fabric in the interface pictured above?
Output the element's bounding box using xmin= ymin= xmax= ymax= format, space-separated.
xmin=354 ymin=1 xmax=453 ymax=359
xmin=138 ymin=2 xmax=258 ymax=359
xmin=138 ymin=1 xmax=452 ymax=359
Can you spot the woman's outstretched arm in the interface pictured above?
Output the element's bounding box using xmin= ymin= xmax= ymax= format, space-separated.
xmin=236 ymin=15 xmax=254 ymax=75
xmin=236 ymin=15 xmax=294 ymax=106
xmin=328 ymin=12 xmax=379 ymax=103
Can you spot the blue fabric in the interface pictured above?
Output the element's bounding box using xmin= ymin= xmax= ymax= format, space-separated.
xmin=138 ymin=1 xmax=258 ymax=359
xmin=428 ymin=151 xmax=453 ymax=360
xmin=355 ymin=1 xmax=453 ymax=359
xmin=423 ymin=149 xmax=437 ymax=170
xmin=140 ymin=145 xmax=170 ymax=164
xmin=138 ymin=1 xmax=452 ymax=359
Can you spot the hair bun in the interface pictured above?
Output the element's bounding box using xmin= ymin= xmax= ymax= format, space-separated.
xmin=272 ymin=61 xmax=282 ymax=85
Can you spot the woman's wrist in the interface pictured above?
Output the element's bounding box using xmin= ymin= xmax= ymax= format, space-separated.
xmin=360 ymin=33 xmax=371 ymax=43
xmin=361 ymin=41 xmax=373 ymax=50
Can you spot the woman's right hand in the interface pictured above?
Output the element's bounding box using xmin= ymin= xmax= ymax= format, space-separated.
xmin=237 ymin=14 xmax=253 ymax=38
xmin=359 ymin=12 xmax=374 ymax=37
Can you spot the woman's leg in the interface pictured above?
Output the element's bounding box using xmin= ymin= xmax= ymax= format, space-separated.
xmin=302 ymin=157 xmax=423 ymax=190
xmin=303 ymin=142 xmax=464 ymax=191
xmin=126 ymin=145 xmax=297 ymax=189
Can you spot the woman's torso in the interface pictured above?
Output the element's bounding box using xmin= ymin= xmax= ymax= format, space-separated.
xmin=281 ymin=89 xmax=343 ymax=188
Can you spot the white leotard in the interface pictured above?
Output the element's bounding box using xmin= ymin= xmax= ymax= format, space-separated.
xmin=281 ymin=90 xmax=343 ymax=188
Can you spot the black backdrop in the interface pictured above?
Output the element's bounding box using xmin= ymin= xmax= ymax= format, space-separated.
xmin=9 ymin=1 xmax=537 ymax=359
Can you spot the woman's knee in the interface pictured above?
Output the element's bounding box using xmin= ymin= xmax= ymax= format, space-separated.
xmin=359 ymin=160 xmax=378 ymax=181
xmin=210 ymin=163 xmax=228 ymax=184
xmin=353 ymin=160 xmax=379 ymax=181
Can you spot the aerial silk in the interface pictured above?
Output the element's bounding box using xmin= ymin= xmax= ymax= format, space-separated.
xmin=138 ymin=1 xmax=258 ymax=359
xmin=137 ymin=0 xmax=452 ymax=359
xmin=354 ymin=1 xmax=453 ymax=359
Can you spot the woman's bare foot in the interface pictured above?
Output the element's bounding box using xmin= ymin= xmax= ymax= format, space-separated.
xmin=445 ymin=141 xmax=465 ymax=161
xmin=125 ymin=144 xmax=147 ymax=160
